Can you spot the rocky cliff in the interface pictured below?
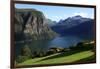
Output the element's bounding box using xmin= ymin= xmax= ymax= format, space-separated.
xmin=15 ymin=9 xmax=57 ymax=41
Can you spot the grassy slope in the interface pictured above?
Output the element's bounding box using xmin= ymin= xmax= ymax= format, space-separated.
xmin=17 ymin=50 xmax=95 ymax=66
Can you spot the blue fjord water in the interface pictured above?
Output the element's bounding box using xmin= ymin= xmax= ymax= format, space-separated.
xmin=15 ymin=36 xmax=87 ymax=57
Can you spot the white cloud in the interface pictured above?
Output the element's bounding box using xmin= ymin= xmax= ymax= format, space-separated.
xmin=50 ymin=16 xmax=63 ymax=22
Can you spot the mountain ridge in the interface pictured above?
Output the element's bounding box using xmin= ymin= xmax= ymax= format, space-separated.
xmin=51 ymin=15 xmax=94 ymax=39
xmin=15 ymin=9 xmax=57 ymax=41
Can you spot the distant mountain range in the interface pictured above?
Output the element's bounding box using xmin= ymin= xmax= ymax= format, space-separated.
xmin=51 ymin=15 xmax=95 ymax=39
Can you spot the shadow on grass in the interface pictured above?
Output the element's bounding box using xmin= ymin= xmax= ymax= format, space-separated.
xmin=34 ymin=49 xmax=91 ymax=63
xmin=73 ymin=54 xmax=96 ymax=63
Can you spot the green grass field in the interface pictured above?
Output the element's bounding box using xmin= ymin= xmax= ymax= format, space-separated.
xmin=17 ymin=50 xmax=95 ymax=66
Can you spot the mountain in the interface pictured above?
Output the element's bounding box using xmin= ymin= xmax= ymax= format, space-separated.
xmin=58 ymin=19 xmax=64 ymax=24
xmin=45 ymin=19 xmax=57 ymax=26
xmin=55 ymin=15 xmax=92 ymax=28
xmin=51 ymin=16 xmax=94 ymax=39
xmin=15 ymin=9 xmax=57 ymax=41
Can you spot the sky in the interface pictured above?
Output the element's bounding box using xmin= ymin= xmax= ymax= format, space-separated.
xmin=15 ymin=3 xmax=94 ymax=22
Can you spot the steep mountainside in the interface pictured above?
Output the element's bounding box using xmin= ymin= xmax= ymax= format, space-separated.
xmin=51 ymin=16 xmax=94 ymax=39
xmin=53 ymin=15 xmax=93 ymax=29
xmin=15 ymin=9 xmax=57 ymax=41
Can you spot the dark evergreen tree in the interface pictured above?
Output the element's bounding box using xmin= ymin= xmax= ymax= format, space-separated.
xmin=21 ymin=45 xmax=32 ymax=58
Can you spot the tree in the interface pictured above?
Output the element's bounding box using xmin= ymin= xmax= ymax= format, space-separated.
xmin=75 ymin=42 xmax=85 ymax=50
xmin=77 ymin=42 xmax=84 ymax=47
xmin=16 ymin=45 xmax=32 ymax=63
xmin=21 ymin=45 xmax=32 ymax=58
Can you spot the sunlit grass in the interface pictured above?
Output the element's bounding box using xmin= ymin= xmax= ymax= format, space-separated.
xmin=17 ymin=50 xmax=95 ymax=66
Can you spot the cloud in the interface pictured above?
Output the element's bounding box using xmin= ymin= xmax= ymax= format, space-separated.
xmin=50 ymin=16 xmax=64 ymax=22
